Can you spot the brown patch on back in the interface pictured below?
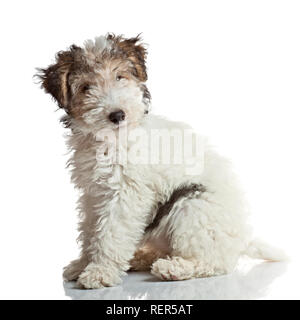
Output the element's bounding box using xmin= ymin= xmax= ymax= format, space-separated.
xmin=145 ymin=184 xmax=207 ymax=233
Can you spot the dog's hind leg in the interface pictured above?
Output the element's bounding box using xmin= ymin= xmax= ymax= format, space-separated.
xmin=151 ymin=257 xmax=199 ymax=280
xmin=151 ymin=256 xmax=223 ymax=281
xmin=130 ymin=245 xmax=166 ymax=271
xmin=150 ymin=190 xmax=248 ymax=281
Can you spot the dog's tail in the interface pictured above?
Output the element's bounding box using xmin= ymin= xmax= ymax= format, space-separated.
xmin=244 ymin=238 xmax=288 ymax=261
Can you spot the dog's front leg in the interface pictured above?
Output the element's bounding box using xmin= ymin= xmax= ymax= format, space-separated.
xmin=77 ymin=191 xmax=148 ymax=289
xmin=63 ymin=193 xmax=99 ymax=281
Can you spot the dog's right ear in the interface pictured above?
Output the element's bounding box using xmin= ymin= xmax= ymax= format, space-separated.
xmin=36 ymin=45 xmax=82 ymax=109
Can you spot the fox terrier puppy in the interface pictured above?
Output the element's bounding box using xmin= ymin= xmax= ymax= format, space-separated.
xmin=36 ymin=34 xmax=285 ymax=289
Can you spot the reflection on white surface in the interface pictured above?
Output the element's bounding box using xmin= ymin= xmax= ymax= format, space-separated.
xmin=64 ymin=259 xmax=290 ymax=300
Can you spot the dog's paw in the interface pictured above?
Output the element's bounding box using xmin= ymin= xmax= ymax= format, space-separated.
xmin=77 ymin=263 xmax=122 ymax=289
xmin=63 ymin=258 xmax=88 ymax=281
xmin=151 ymin=257 xmax=195 ymax=281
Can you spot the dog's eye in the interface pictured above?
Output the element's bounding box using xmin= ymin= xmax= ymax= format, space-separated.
xmin=82 ymin=84 xmax=90 ymax=93
xmin=116 ymin=75 xmax=123 ymax=81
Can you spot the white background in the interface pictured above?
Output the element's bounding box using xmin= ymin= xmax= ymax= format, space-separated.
xmin=0 ymin=0 xmax=299 ymax=299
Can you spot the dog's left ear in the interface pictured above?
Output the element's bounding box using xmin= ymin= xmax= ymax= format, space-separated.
xmin=113 ymin=34 xmax=148 ymax=82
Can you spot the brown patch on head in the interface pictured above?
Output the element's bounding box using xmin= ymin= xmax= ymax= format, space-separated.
xmin=36 ymin=34 xmax=150 ymax=124
xmin=67 ymin=77 xmax=97 ymax=118
xmin=36 ymin=45 xmax=86 ymax=110
xmin=108 ymin=34 xmax=148 ymax=82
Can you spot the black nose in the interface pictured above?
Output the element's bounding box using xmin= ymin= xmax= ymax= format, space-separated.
xmin=109 ymin=110 xmax=125 ymax=124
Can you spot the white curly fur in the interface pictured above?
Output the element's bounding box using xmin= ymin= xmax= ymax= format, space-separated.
xmin=63 ymin=110 xmax=285 ymax=289
xmin=38 ymin=35 xmax=286 ymax=289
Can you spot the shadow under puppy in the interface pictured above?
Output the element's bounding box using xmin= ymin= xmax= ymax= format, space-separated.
xmin=36 ymin=34 xmax=286 ymax=289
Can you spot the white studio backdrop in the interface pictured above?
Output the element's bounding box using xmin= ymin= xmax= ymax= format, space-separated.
xmin=0 ymin=0 xmax=299 ymax=299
